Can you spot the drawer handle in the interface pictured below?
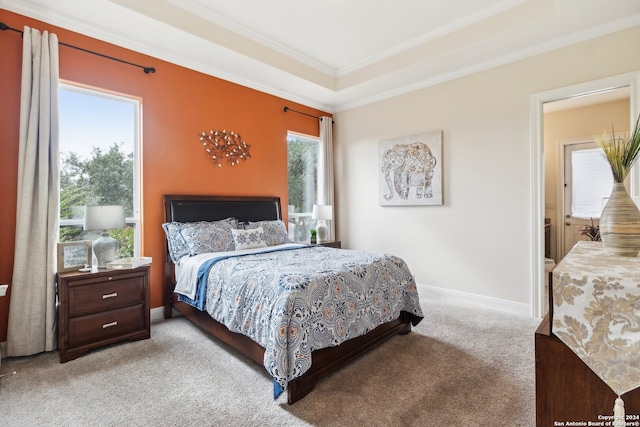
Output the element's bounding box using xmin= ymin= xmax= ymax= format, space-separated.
xmin=102 ymin=292 xmax=118 ymax=299
xmin=102 ymin=321 xmax=118 ymax=329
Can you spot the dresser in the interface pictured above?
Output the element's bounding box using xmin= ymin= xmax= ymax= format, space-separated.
xmin=57 ymin=266 xmax=150 ymax=362
xmin=535 ymin=242 xmax=640 ymax=425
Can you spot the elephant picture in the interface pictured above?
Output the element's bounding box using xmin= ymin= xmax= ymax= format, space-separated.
xmin=378 ymin=131 xmax=442 ymax=206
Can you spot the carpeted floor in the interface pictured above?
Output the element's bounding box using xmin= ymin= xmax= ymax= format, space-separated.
xmin=0 ymin=294 xmax=540 ymax=426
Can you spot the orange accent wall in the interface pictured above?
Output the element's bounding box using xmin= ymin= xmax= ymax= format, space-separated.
xmin=0 ymin=9 xmax=331 ymax=343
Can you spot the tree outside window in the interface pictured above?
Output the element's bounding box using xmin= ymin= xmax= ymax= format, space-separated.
xmin=59 ymin=84 xmax=140 ymax=259
xmin=287 ymin=133 xmax=318 ymax=242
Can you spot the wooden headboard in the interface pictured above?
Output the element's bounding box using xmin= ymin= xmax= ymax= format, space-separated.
xmin=162 ymin=194 xmax=283 ymax=318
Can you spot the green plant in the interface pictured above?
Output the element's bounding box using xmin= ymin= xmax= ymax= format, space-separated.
xmin=580 ymin=218 xmax=601 ymax=242
xmin=597 ymin=114 xmax=640 ymax=183
xmin=111 ymin=226 xmax=134 ymax=258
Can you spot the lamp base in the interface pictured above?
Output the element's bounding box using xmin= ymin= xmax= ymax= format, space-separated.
xmin=93 ymin=236 xmax=117 ymax=268
xmin=316 ymin=222 xmax=329 ymax=243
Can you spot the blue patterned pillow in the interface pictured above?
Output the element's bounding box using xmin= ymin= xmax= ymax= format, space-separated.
xmin=162 ymin=222 xmax=190 ymax=263
xmin=246 ymin=220 xmax=292 ymax=246
xmin=231 ymin=227 xmax=267 ymax=250
xmin=210 ymin=217 xmax=239 ymax=230
xmin=163 ymin=218 xmax=238 ymax=261
xmin=180 ymin=223 xmax=235 ymax=255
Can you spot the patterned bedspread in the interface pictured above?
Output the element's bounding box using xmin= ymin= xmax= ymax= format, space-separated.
xmin=193 ymin=245 xmax=423 ymax=398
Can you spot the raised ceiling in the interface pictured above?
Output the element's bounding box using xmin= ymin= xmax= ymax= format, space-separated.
xmin=2 ymin=0 xmax=640 ymax=111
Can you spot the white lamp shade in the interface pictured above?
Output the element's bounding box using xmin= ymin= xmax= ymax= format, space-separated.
xmin=312 ymin=204 xmax=333 ymax=220
xmin=84 ymin=205 xmax=126 ymax=231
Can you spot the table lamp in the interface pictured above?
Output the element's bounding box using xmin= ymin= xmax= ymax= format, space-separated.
xmin=84 ymin=205 xmax=126 ymax=268
xmin=312 ymin=204 xmax=333 ymax=243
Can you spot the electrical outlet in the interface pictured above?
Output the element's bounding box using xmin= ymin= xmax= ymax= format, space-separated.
xmin=0 ymin=284 xmax=8 ymax=297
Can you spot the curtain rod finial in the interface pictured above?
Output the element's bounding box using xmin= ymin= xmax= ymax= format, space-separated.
xmin=284 ymin=106 xmax=289 ymax=112
xmin=0 ymin=22 xmax=8 ymax=31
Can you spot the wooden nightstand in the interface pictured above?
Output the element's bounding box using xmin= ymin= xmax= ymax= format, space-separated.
xmin=57 ymin=266 xmax=150 ymax=363
xmin=317 ymin=241 xmax=341 ymax=248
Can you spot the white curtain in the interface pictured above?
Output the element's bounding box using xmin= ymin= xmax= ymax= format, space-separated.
xmin=318 ymin=116 xmax=335 ymax=240
xmin=7 ymin=27 xmax=60 ymax=357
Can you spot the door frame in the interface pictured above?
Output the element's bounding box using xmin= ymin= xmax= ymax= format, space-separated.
xmin=558 ymin=137 xmax=603 ymax=261
xmin=530 ymin=70 xmax=640 ymax=318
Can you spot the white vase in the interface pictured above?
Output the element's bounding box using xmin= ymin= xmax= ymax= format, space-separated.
xmin=599 ymin=182 xmax=640 ymax=257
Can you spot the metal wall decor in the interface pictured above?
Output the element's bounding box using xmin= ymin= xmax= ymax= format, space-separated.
xmin=200 ymin=129 xmax=251 ymax=167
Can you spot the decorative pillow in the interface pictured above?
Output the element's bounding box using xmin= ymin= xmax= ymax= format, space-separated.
xmin=162 ymin=222 xmax=190 ymax=263
xmin=201 ymin=217 xmax=238 ymax=230
xmin=179 ymin=223 xmax=235 ymax=255
xmin=231 ymin=227 xmax=268 ymax=250
xmin=162 ymin=218 xmax=238 ymax=262
xmin=245 ymin=220 xmax=292 ymax=246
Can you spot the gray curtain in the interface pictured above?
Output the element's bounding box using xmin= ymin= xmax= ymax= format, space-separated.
xmin=7 ymin=26 xmax=60 ymax=357
xmin=318 ymin=116 xmax=335 ymax=241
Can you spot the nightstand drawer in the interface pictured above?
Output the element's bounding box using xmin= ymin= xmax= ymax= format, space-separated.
xmin=68 ymin=304 xmax=145 ymax=348
xmin=68 ymin=276 xmax=145 ymax=317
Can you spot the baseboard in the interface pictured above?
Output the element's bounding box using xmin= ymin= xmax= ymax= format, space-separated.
xmin=416 ymin=283 xmax=534 ymax=317
xmin=150 ymin=306 xmax=183 ymax=323
xmin=150 ymin=306 xmax=166 ymax=323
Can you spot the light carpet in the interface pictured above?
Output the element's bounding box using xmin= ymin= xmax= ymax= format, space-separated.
xmin=0 ymin=296 xmax=540 ymax=426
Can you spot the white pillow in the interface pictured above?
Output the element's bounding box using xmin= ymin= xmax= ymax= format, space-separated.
xmin=231 ymin=227 xmax=267 ymax=250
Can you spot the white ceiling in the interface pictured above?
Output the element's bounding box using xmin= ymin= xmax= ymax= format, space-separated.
xmin=2 ymin=0 xmax=639 ymax=112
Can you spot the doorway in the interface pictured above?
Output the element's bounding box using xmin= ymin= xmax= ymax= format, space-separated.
xmin=531 ymin=71 xmax=640 ymax=318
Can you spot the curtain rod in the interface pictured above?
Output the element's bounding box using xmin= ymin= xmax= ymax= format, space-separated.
xmin=0 ymin=22 xmax=156 ymax=74
xmin=284 ymin=106 xmax=334 ymax=124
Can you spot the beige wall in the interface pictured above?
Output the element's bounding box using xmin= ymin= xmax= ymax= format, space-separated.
xmin=334 ymin=26 xmax=640 ymax=313
xmin=544 ymin=100 xmax=630 ymax=262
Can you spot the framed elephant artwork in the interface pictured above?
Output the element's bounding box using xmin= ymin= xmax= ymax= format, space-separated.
xmin=378 ymin=130 xmax=442 ymax=206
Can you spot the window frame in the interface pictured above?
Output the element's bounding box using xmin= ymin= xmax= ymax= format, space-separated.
xmin=569 ymin=145 xmax=614 ymax=219
xmin=58 ymin=81 xmax=142 ymax=257
xmin=287 ymin=131 xmax=321 ymax=215
xmin=287 ymin=131 xmax=323 ymax=242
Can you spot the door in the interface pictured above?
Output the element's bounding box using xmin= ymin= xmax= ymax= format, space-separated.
xmin=561 ymin=140 xmax=613 ymax=259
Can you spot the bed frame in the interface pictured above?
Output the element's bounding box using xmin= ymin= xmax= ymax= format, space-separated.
xmin=163 ymin=194 xmax=413 ymax=404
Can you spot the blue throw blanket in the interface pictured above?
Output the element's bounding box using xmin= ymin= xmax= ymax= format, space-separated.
xmin=177 ymin=245 xmax=306 ymax=310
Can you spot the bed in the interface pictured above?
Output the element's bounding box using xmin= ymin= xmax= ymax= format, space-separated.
xmin=163 ymin=194 xmax=424 ymax=403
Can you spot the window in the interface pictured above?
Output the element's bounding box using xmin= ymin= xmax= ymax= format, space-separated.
xmin=287 ymin=132 xmax=319 ymax=242
xmin=58 ymin=83 xmax=141 ymax=258
xmin=571 ymin=147 xmax=613 ymax=219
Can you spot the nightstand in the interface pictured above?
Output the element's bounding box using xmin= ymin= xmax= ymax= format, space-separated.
xmin=57 ymin=266 xmax=150 ymax=363
xmin=317 ymin=241 xmax=341 ymax=248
